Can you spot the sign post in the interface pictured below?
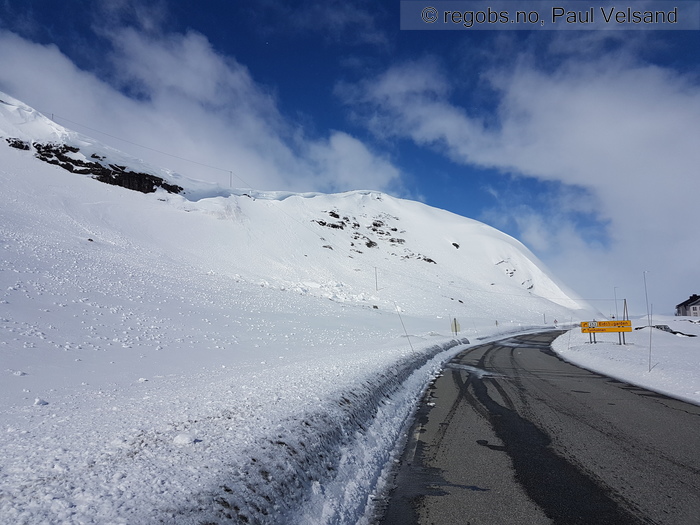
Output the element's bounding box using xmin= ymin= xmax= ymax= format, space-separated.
xmin=451 ymin=317 xmax=460 ymax=337
xmin=581 ymin=320 xmax=632 ymax=344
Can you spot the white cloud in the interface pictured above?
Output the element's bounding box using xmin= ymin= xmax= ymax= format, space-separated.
xmin=307 ymin=131 xmax=400 ymax=191
xmin=0 ymin=28 xmax=400 ymax=194
xmin=344 ymin=51 xmax=700 ymax=314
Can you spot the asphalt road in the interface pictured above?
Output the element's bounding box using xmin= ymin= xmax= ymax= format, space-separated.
xmin=378 ymin=331 xmax=700 ymax=525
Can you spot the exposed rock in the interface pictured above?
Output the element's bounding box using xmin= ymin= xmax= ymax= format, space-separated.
xmin=6 ymin=137 xmax=30 ymax=150
xmin=312 ymin=211 xmax=438 ymax=260
xmin=5 ymin=138 xmax=183 ymax=195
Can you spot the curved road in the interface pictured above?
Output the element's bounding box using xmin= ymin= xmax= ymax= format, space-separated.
xmin=379 ymin=331 xmax=700 ymax=524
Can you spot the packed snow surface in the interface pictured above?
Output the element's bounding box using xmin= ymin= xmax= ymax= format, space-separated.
xmin=1 ymin=91 xmax=696 ymax=524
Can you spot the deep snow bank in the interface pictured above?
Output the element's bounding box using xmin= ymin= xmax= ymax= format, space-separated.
xmin=203 ymin=338 xmax=468 ymax=525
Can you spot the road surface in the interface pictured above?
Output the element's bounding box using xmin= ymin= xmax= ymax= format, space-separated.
xmin=378 ymin=331 xmax=700 ymax=524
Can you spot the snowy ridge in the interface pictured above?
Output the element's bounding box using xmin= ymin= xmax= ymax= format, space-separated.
xmin=0 ymin=92 xmax=596 ymax=524
xmin=0 ymin=92 xmax=197 ymax=197
xmin=0 ymin=93 xmax=72 ymax=143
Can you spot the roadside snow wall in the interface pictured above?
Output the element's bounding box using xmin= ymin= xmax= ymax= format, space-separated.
xmin=181 ymin=338 xmax=468 ymax=525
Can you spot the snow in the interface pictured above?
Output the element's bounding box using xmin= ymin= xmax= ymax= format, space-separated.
xmin=552 ymin=316 xmax=700 ymax=405
xmin=0 ymin=91 xmax=695 ymax=524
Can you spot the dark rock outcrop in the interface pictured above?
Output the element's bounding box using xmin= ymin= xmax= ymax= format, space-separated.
xmin=6 ymin=137 xmax=30 ymax=150
xmin=5 ymin=138 xmax=183 ymax=195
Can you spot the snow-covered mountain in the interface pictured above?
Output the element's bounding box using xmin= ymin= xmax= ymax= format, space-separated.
xmin=0 ymin=91 xmax=596 ymax=524
xmin=0 ymin=91 xmax=591 ymax=321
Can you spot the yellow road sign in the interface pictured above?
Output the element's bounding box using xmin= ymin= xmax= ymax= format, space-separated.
xmin=581 ymin=320 xmax=632 ymax=333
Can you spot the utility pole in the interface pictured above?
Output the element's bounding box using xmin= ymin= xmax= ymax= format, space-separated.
xmin=643 ymin=271 xmax=653 ymax=371
xmin=614 ymin=287 xmax=621 ymax=344
xmin=649 ymin=304 xmax=654 ymax=372
xmin=622 ymin=299 xmax=628 ymax=345
xmin=643 ymin=271 xmax=651 ymax=327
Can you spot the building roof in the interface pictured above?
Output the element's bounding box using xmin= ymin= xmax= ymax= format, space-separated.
xmin=676 ymin=294 xmax=700 ymax=309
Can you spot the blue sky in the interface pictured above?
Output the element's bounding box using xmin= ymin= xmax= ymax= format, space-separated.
xmin=0 ymin=0 xmax=699 ymax=315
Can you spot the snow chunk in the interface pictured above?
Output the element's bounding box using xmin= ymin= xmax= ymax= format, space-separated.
xmin=173 ymin=433 xmax=196 ymax=446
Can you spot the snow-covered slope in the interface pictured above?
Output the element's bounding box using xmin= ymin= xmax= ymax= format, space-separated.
xmin=0 ymin=91 xmax=595 ymax=524
xmin=0 ymin=91 xmax=592 ymax=321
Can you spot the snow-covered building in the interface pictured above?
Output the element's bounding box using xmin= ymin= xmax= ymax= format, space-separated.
xmin=675 ymin=294 xmax=700 ymax=316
